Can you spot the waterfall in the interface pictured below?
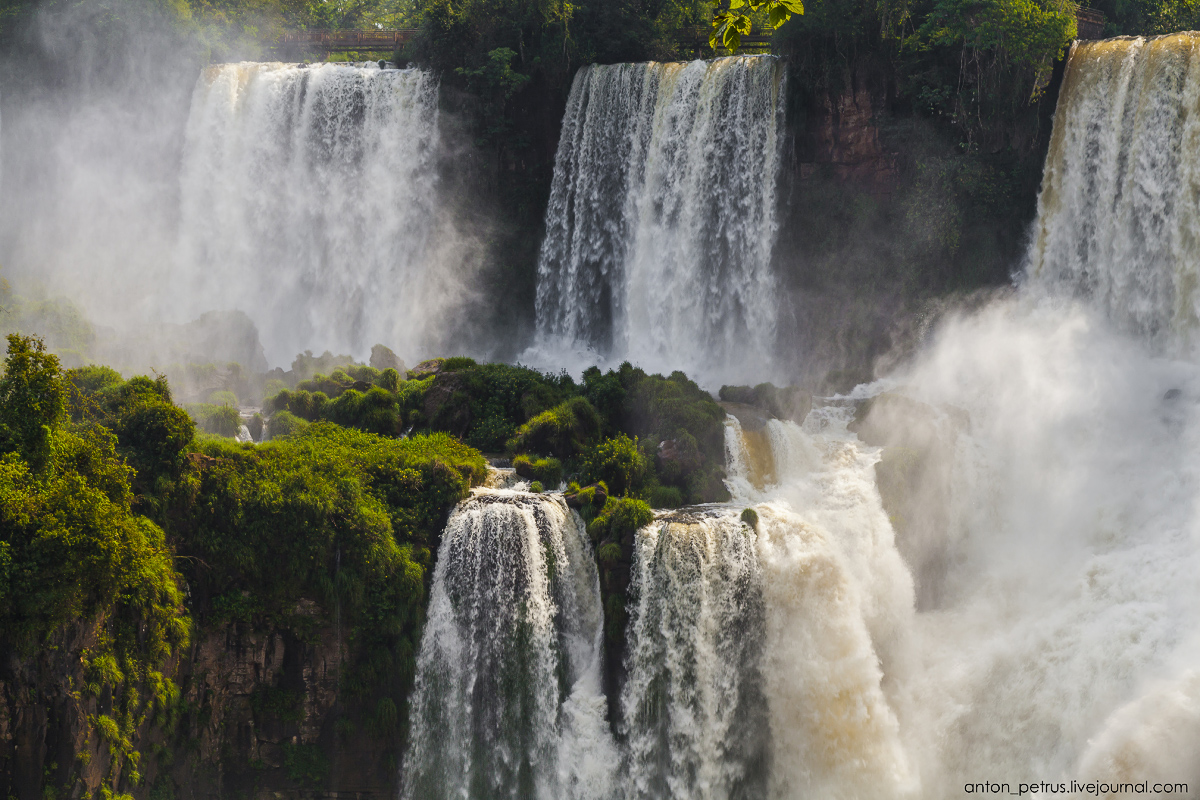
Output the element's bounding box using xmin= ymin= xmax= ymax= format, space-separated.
xmin=1029 ymin=33 xmax=1200 ymax=350
xmin=621 ymin=509 xmax=769 ymax=800
xmin=177 ymin=62 xmax=442 ymax=365
xmin=530 ymin=57 xmax=785 ymax=384
xmin=402 ymin=489 xmax=618 ymax=800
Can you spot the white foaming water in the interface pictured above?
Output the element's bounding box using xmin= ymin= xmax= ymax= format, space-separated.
xmin=529 ymin=57 xmax=784 ymax=385
xmin=402 ymin=489 xmax=617 ymax=800
xmin=177 ymin=62 xmax=444 ymax=365
xmin=723 ymin=410 xmax=918 ymax=799
xmin=889 ymin=302 xmax=1200 ymax=794
xmin=621 ymin=510 xmax=769 ymax=800
xmin=1029 ymin=34 xmax=1200 ymax=350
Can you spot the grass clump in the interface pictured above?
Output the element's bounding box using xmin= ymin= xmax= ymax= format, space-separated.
xmin=513 ymin=454 xmax=563 ymax=487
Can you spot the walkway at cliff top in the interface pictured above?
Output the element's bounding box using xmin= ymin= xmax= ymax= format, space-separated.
xmin=278 ymin=29 xmax=417 ymax=55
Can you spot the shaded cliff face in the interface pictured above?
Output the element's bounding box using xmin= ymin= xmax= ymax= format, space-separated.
xmin=1 ymin=607 xmax=398 ymax=800
xmin=773 ymin=56 xmax=1061 ymax=392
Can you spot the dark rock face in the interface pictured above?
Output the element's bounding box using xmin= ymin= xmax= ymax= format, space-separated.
xmin=718 ymin=384 xmax=813 ymax=424
xmin=1 ymin=608 xmax=398 ymax=800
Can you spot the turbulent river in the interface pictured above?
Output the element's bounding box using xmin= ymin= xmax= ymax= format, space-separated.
xmin=404 ymin=37 xmax=1200 ymax=799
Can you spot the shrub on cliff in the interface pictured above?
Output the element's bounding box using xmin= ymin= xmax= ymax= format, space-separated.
xmin=509 ymin=395 xmax=602 ymax=457
xmin=585 ymin=496 xmax=654 ymax=544
xmin=513 ymin=454 xmax=563 ymax=487
xmin=186 ymin=403 xmax=241 ymax=437
xmin=579 ymin=434 xmax=649 ymax=497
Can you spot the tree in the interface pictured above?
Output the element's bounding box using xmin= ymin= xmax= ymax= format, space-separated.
xmin=710 ymin=0 xmax=804 ymax=50
xmin=0 ymin=333 xmax=66 ymax=472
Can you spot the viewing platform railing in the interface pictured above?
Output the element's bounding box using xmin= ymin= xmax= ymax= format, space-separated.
xmin=278 ymin=29 xmax=417 ymax=54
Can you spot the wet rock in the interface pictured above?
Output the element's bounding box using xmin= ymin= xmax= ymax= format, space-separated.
xmin=718 ymin=383 xmax=812 ymax=423
xmin=407 ymin=358 xmax=445 ymax=380
xmin=369 ymin=344 xmax=405 ymax=374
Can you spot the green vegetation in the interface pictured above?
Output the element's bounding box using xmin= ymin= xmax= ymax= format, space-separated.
xmin=513 ymin=454 xmax=563 ymax=487
xmin=1 ymin=333 xmax=490 ymax=795
xmin=0 ymin=335 xmax=190 ymax=788
xmin=741 ymin=507 xmax=759 ymax=530
xmin=263 ymin=358 xmax=728 ymax=506
xmin=711 ymin=0 xmax=804 ymax=50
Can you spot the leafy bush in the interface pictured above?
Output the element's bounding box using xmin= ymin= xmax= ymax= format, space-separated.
xmin=510 ymin=395 xmax=602 ymax=458
xmin=530 ymin=480 xmax=544 ymax=493
xmin=579 ymin=434 xmax=649 ymax=497
xmin=207 ymin=389 xmax=238 ymax=407
xmin=115 ymin=398 xmax=196 ymax=476
xmin=586 ymin=496 xmax=653 ymax=544
xmin=513 ymin=454 xmax=563 ymax=487
xmin=268 ymin=410 xmax=308 ymax=440
xmin=187 ymin=403 xmax=241 ymax=437
xmin=649 ymin=485 xmax=684 ymax=509
xmin=741 ymin=508 xmax=759 ymax=530
xmin=0 ymin=334 xmax=67 ymax=470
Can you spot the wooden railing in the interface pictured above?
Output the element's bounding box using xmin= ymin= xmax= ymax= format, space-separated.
xmin=279 ymin=29 xmax=418 ymax=53
xmin=676 ymin=25 xmax=774 ymax=57
xmin=1074 ymin=6 xmax=1107 ymax=39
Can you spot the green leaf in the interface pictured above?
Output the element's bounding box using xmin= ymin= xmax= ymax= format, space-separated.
xmin=722 ymin=21 xmax=742 ymax=50
xmin=768 ymin=4 xmax=789 ymax=27
xmin=779 ymin=0 xmax=805 ymax=13
xmin=729 ymin=0 xmax=746 ymax=7
xmin=735 ymin=13 xmax=753 ymax=34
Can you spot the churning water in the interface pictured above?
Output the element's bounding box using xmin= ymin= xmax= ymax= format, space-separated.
xmin=529 ymin=56 xmax=784 ymax=384
xmin=177 ymin=62 xmax=444 ymax=365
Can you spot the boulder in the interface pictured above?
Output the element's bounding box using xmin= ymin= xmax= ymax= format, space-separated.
xmin=407 ymin=358 xmax=445 ymax=380
xmin=370 ymin=344 xmax=406 ymax=373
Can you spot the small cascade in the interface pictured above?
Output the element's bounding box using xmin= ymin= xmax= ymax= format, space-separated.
xmin=402 ymin=489 xmax=617 ymax=800
xmin=235 ymin=424 xmax=252 ymax=443
xmin=621 ymin=508 xmax=770 ymax=800
xmin=531 ymin=57 xmax=785 ymax=384
xmin=177 ymin=62 xmax=442 ymax=364
xmin=722 ymin=406 xmax=778 ymax=499
xmin=483 ymin=465 xmax=527 ymax=491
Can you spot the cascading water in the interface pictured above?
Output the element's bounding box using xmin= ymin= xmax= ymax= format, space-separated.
xmin=621 ymin=510 xmax=769 ymax=800
xmin=402 ymin=489 xmax=617 ymax=800
xmin=177 ymin=62 xmax=442 ymax=365
xmin=529 ymin=57 xmax=785 ymax=384
xmin=1029 ymin=33 xmax=1200 ymax=349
